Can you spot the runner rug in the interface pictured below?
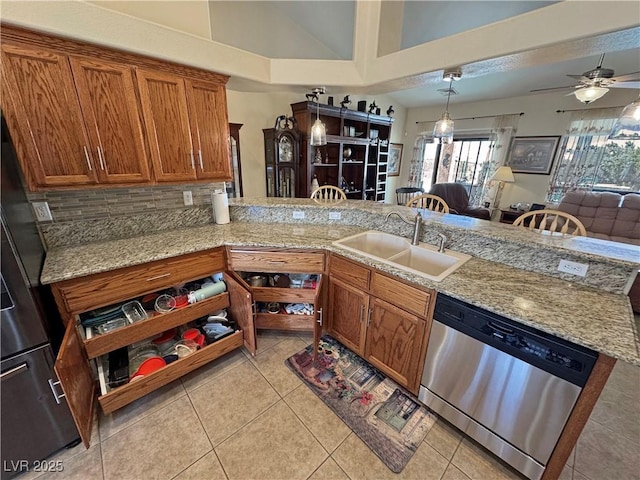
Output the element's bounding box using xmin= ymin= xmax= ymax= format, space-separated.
xmin=285 ymin=335 xmax=435 ymax=473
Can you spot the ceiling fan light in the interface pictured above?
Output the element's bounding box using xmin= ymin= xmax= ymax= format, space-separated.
xmin=433 ymin=112 xmax=454 ymax=144
xmin=574 ymin=85 xmax=609 ymax=104
xmin=609 ymin=97 xmax=640 ymax=140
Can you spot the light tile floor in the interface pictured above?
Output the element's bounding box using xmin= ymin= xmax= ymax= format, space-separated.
xmin=23 ymin=330 xmax=640 ymax=480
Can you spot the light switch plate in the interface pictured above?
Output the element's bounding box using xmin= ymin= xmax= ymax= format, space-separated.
xmin=32 ymin=202 xmax=53 ymax=222
xmin=329 ymin=211 xmax=341 ymax=220
xmin=183 ymin=191 xmax=193 ymax=206
xmin=558 ymin=259 xmax=588 ymax=277
xmin=292 ymin=210 xmax=305 ymax=219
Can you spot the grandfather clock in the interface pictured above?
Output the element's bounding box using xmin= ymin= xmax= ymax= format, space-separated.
xmin=263 ymin=115 xmax=301 ymax=197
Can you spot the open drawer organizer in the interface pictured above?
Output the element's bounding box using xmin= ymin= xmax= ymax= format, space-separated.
xmin=49 ymin=247 xmax=256 ymax=447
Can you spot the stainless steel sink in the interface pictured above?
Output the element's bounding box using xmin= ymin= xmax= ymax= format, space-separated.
xmin=333 ymin=230 xmax=471 ymax=281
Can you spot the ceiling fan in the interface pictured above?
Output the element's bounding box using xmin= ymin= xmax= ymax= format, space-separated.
xmin=530 ymin=53 xmax=640 ymax=104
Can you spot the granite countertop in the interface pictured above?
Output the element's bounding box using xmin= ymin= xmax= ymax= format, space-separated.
xmin=41 ymin=221 xmax=640 ymax=366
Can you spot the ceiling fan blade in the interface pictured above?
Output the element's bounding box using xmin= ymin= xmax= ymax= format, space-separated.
xmin=529 ymin=85 xmax=575 ymax=94
xmin=612 ymin=71 xmax=640 ymax=82
xmin=567 ymin=74 xmax=586 ymax=80
xmin=611 ymin=81 xmax=640 ymax=89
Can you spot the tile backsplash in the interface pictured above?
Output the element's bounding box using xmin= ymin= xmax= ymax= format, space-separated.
xmin=27 ymin=183 xmax=224 ymax=249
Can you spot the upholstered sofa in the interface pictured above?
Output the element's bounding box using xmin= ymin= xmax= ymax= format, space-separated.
xmin=557 ymin=191 xmax=640 ymax=245
xmin=557 ymin=190 xmax=640 ymax=312
xmin=428 ymin=183 xmax=491 ymax=220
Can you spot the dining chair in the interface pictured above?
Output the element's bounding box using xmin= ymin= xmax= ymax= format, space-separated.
xmin=310 ymin=185 xmax=347 ymax=204
xmin=395 ymin=187 xmax=424 ymax=206
xmin=512 ymin=209 xmax=587 ymax=236
xmin=405 ymin=194 xmax=450 ymax=213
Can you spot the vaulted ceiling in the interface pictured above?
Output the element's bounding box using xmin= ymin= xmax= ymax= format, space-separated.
xmin=3 ymin=1 xmax=639 ymax=107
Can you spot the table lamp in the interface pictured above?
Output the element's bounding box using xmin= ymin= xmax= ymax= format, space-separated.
xmin=490 ymin=166 xmax=515 ymax=209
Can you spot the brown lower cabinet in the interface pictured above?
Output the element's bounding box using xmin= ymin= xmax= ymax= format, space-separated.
xmin=325 ymin=254 xmax=435 ymax=394
xmin=50 ymin=247 xmax=256 ymax=448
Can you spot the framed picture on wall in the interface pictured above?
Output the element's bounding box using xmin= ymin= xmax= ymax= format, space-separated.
xmin=506 ymin=136 xmax=560 ymax=174
xmin=388 ymin=143 xmax=403 ymax=177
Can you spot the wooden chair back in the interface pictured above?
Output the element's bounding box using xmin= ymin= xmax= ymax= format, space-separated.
xmin=405 ymin=194 xmax=450 ymax=213
xmin=396 ymin=187 xmax=424 ymax=205
xmin=512 ymin=209 xmax=587 ymax=236
xmin=310 ymin=185 xmax=347 ymax=204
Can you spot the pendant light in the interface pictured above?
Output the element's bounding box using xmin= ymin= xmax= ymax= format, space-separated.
xmin=310 ymin=87 xmax=327 ymax=146
xmin=610 ymin=96 xmax=640 ymax=139
xmin=433 ymin=69 xmax=461 ymax=144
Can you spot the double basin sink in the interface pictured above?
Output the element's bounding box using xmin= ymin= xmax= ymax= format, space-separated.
xmin=333 ymin=231 xmax=471 ymax=282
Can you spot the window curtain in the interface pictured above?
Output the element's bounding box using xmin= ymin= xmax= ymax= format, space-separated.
xmin=468 ymin=114 xmax=520 ymax=207
xmin=408 ymin=131 xmax=432 ymax=188
xmin=546 ymin=107 xmax=621 ymax=203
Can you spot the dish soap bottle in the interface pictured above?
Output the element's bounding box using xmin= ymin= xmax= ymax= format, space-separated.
xmin=311 ymin=174 xmax=319 ymax=193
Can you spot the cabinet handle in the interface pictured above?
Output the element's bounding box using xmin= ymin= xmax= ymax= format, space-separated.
xmin=317 ymin=307 xmax=323 ymax=326
xmin=83 ymin=146 xmax=92 ymax=171
xmin=97 ymin=146 xmax=105 ymax=170
xmin=146 ymin=273 xmax=171 ymax=282
xmin=190 ymin=150 xmax=196 ymax=170
xmin=48 ymin=378 xmax=66 ymax=405
xmin=1 ymin=363 xmax=28 ymax=381
xmin=367 ymin=308 xmax=372 ymax=326
xmin=198 ymin=149 xmax=204 ymax=170
xmin=359 ymin=305 xmax=364 ymax=323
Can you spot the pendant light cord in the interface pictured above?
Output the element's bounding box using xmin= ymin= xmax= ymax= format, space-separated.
xmin=444 ymin=87 xmax=452 ymax=113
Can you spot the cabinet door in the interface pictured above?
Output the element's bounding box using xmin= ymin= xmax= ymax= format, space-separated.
xmin=54 ymin=319 xmax=96 ymax=448
xmin=364 ymin=297 xmax=426 ymax=390
xmin=226 ymin=273 xmax=257 ymax=356
xmin=70 ymin=57 xmax=150 ymax=184
xmin=328 ymin=277 xmax=368 ymax=355
xmin=185 ymin=79 xmax=231 ymax=180
xmin=1 ymin=44 xmax=97 ymax=187
xmin=136 ymin=69 xmax=196 ymax=182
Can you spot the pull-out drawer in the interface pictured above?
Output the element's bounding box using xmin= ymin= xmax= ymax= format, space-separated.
xmin=54 ymin=249 xmax=225 ymax=314
xmin=227 ymin=248 xmax=324 ymax=273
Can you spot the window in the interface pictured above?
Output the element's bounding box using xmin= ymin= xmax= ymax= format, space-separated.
xmin=547 ymin=113 xmax=640 ymax=203
xmin=420 ymin=137 xmax=492 ymax=200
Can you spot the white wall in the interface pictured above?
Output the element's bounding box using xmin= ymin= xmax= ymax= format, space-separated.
xmin=226 ymin=90 xmax=406 ymax=200
xmin=402 ymin=88 xmax=638 ymax=209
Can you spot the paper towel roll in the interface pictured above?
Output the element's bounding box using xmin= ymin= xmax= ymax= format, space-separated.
xmin=212 ymin=192 xmax=230 ymax=224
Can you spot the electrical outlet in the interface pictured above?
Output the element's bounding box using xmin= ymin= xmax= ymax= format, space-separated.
xmin=558 ymin=259 xmax=589 ymax=277
xmin=292 ymin=210 xmax=305 ymax=219
xmin=183 ymin=191 xmax=193 ymax=206
xmin=32 ymin=202 xmax=52 ymax=222
xmin=329 ymin=211 xmax=342 ymax=220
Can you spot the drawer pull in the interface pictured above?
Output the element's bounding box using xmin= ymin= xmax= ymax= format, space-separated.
xmin=146 ymin=273 xmax=171 ymax=282
xmin=48 ymin=378 xmax=66 ymax=404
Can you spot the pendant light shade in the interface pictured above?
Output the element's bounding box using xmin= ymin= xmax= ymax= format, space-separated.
xmin=610 ymin=97 xmax=640 ymax=140
xmin=573 ymin=85 xmax=609 ymax=104
xmin=433 ymin=70 xmax=460 ymax=144
xmin=309 ymin=87 xmax=327 ymax=146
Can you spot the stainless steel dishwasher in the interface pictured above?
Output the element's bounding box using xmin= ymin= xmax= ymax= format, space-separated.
xmin=419 ymin=294 xmax=597 ymax=480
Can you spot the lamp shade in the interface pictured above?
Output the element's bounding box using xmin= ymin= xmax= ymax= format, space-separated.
xmin=573 ymin=86 xmax=609 ymax=104
xmin=433 ymin=112 xmax=454 ymax=144
xmin=490 ymin=166 xmax=515 ymax=183
xmin=609 ymin=97 xmax=640 ymax=140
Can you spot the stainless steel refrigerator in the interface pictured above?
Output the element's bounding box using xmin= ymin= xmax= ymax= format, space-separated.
xmin=1 ymin=117 xmax=79 ymax=479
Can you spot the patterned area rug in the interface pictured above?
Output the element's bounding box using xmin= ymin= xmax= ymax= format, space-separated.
xmin=286 ymin=335 xmax=435 ymax=473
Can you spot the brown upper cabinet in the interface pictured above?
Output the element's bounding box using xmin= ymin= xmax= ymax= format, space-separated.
xmin=0 ymin=25 xmax=231 ymax=190
xmin=137 ymin=70 xmax=231 ymax=182
xmin=1 ymin=44 xmax=98 ymax=188
xmin=69 ymin=57 xmax=150 ymax=184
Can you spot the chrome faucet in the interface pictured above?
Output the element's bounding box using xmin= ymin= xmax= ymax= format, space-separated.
xmin=436 ymin=233 xmax=447 ymax=253
xmin=384 ymin=211 xmax=423 ymax=245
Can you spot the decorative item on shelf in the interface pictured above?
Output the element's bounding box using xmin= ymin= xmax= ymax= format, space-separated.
xmin=386 ymin=106 xmax=394 ymax=117
xmin=489 ymin=166 xmax=515 ymax=210
xmin=328 ymin=96 xmax=334 ymax=106
xmin=368 ymin=101 xmax=377 ymax=114
xmin=310 ymin=87 xmax=327 ymax=146
xmin=433 ymin=69 xmax=462 ymax=144
xmin=340 ymin=176 xmax=349 ymax=190
xmin=340 ymin=95 xmax=351 ymax=109
xmin=375 ymin=107 xmax=381 ymax=115
xmin=343 ymin=147 xmax=352 ymax=160
xmin=357 ymin=100 xmax=367 ymax=112
xmin=609 ymin=96 xmax=640 ymax=139
xmin=313 ymin=147 xmax=323 ymax=165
